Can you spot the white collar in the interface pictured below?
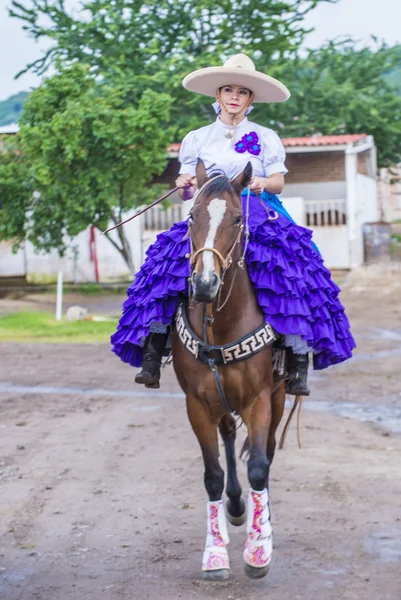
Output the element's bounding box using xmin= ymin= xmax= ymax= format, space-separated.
xmin=215 ymin=116 xmax=249 ymax=132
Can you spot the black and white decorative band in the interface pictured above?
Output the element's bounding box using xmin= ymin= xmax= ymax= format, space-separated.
xmin=175 ymin=304 xmax=277 ymax=366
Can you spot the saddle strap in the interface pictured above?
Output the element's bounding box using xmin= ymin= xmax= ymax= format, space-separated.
xmin=208 ymin=359 xmax=232 ymax=413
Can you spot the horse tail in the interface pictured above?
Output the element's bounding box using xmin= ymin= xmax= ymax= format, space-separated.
xmin=239 ymin=394 xmax=303 ymax=459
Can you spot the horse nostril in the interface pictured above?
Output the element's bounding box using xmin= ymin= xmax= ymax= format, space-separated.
xmin=212 ymin=273 xmax=219 ymax=286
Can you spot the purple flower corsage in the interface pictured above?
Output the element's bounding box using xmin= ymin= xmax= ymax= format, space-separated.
xmin=234 ymin=131 xmax=261 ymax=156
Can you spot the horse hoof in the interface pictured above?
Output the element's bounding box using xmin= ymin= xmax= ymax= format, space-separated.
xmin=202 ymin=569 xmax=230 ymax=581
xmin=226 ymin=498 xmax=246 ymax=526
xmin=244 ymin=563 xmax=270 ymax=579
xmin=226 ymin=511 xmax=247 ymax=526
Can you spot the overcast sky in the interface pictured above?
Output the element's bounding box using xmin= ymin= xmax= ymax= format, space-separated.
xmin=1 ymin=0 xmax=401 ymax=102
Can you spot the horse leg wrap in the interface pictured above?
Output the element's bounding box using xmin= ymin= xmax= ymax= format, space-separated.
xmin=243 ymin=488 xmax=273 ymax=569
xmin=202 ymin=500 xmax=230 ymax=572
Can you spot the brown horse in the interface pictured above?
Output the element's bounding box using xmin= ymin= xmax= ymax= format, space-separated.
xmin=172 ymin=160 xmax=286 ymax=580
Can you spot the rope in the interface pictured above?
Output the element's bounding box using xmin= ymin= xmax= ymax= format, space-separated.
xmin=239 ymin=187 xmax=251 ymax=268
xmin=278 ymin=395 xmax=303 ymax=450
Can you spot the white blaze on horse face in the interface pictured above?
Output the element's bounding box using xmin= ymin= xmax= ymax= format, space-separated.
xmin=202 ymin=198 xmax=227 ymax=282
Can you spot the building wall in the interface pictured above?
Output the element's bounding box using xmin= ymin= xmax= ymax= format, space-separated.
xmin=381 ymin=165 xmax=401 ymax=222
xmin=281 ymin=181 xmax=346 ymax=201
xmin=309 ymin=226 xmax=350 ymax=269
xmin=0 ymin=211 xmax=143 ymax=283
xmin=357 ymin=149 xmax=375 ymax=179
xmin=285 ymin=152 xmax=345 ymax=184
xmin=160 ymin=153 xmax=348 ymax=186
xmin=352 ymin=173 xmax=379 ymax=266
xmin=0 ymin=240 xmax=25 ymax=277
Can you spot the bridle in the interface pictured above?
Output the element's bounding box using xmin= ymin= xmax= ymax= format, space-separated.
xmin=186 ymin=175 xmax=251 ymax=312
xmin=183 ymin=174 xmax=282 ymax=418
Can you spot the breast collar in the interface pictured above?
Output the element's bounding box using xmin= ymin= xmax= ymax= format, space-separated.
xmin=175 ymin=303 xmax=277 ymax=366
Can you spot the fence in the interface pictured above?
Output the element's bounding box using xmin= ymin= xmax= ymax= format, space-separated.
xmin=305 ymin=199 xmax=347 ymax=227
xmin=144 ymin=204 xmax=183 ymax=231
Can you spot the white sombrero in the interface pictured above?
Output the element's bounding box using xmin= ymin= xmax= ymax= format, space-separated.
xmin=182 ymin=53 xmax=290 ymax=103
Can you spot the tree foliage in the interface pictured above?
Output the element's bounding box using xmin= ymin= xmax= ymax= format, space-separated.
xmin=0 ymin=64 xmax=173 ymax=273
xmin=10 ymin=0 xmax=337 ymax=135
xmin=10 ymin=1 xmax=401 ymax=167
xmin=252 ymin=40 xmax=401 ymax=168
xmin=0 ymin=134 xmax=33 ymax=246
xmin=11 ymin=0 xmax=335 ymax=76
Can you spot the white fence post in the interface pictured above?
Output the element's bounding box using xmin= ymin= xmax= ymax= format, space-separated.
xmin=56 ymin=270 xmax=63 ymax=321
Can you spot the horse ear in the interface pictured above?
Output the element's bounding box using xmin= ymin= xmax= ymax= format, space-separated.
xmin=195 ymin=159 xmax=208 ymax=189
xmin=231 ymin=161 xmax=253 ymax=193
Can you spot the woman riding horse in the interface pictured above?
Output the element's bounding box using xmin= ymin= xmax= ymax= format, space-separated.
xmin=111 ymin=53 xmax=355 ymax=392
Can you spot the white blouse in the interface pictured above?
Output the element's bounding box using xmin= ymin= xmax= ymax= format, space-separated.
xmin=178 ymin=117 xmax=287 ymax=180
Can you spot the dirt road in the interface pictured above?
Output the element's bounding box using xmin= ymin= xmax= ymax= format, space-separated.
xmin=0 ymin=266 xmax=400 ymax=600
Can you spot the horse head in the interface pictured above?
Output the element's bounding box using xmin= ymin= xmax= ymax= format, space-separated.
xmin=189 ymin=159 xmax=252 ymax=303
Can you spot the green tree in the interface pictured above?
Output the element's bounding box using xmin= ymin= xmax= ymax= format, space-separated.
xmin=11 ymin=0 xmax=336 ymax=75
xmin=10 ymin=0 xmax=337 ymax=135
xmin=253 ymin=40 xmax=401 ymax=168
xmin=0 ymin=64 xmax=173 ymax=274
xmin=0 ymin=134 xmax=33 ymax=246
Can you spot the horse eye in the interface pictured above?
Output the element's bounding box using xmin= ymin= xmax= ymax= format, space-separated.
xmin=234 ymin=216 xmax=242 ymax=226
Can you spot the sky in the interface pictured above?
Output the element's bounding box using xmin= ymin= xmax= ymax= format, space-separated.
xmin=0 ymin=0 xmax=401 ymax=102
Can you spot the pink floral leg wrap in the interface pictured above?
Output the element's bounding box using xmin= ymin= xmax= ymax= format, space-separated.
xmin=243 ymin=488 xmax=273 ymax=568
xmin=202 ymin=500 xmax=230 ymax=572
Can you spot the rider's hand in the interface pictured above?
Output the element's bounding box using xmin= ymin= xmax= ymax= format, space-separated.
xmin=175 ymin=173 xmax=197 ymax=189
xmin=176 ymin=173 xmax=197 ymax=200
xmin=249 ymin=176 xmax=267 ymax=196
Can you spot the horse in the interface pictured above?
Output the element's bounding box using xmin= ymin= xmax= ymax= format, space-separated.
xmin=172 ymin=159 xmax=287 ymax=580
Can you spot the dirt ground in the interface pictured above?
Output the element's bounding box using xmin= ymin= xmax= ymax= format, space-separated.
xmin=0 ymin=265 xmax=400 ymax=600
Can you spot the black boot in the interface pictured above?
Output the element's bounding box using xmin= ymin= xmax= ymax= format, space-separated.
xmin=286 ymin=349 xmax=311 ymax=396
xmin=135 ymin=332 xmax=168 ymax=389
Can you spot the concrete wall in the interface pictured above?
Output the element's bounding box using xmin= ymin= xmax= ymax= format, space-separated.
xmin=311 ymin=226 xmax=350 ymax=269
xmin=0 ymin=210 xmax=144 ymax=283
xmin=281 ymin=181 xmax=346 ymax=201
xmin=280 ymin=197 xmax=306 ymax=226
xmin=0 ymin=240 xmax=26 ymax=277
xmin=351 ymin=173 xmax=379 ymax=267
xmin=281 ymin=196 xmax=349 ymax=268
xmin=345 ymin=147 xmax=378 ymax=269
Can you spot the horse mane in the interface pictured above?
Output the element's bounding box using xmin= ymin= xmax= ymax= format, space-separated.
xmin=202 ymin=172 xmax=234 ymax=198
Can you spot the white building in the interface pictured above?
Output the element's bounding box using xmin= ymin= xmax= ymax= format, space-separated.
xmin=280 ymin=133 xmax=378 ymax=269
xmin=0 ymin=133 xmax=378 ymax=281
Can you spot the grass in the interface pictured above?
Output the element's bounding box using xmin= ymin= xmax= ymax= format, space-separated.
xmin=33 ymin=283 xmax=130 ymax=295
xmin=0 ymin=311 xmax=117 ymax=343
xmin=63 ymin=283 xmax=130 ymax=295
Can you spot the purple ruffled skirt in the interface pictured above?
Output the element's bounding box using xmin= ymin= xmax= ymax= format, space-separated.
xmin=111 ymin=194 xmax=355 ymax=370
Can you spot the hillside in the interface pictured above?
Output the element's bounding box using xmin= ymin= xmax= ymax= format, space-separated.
xmin=0 ymin=91 xmax=29 ymax=126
